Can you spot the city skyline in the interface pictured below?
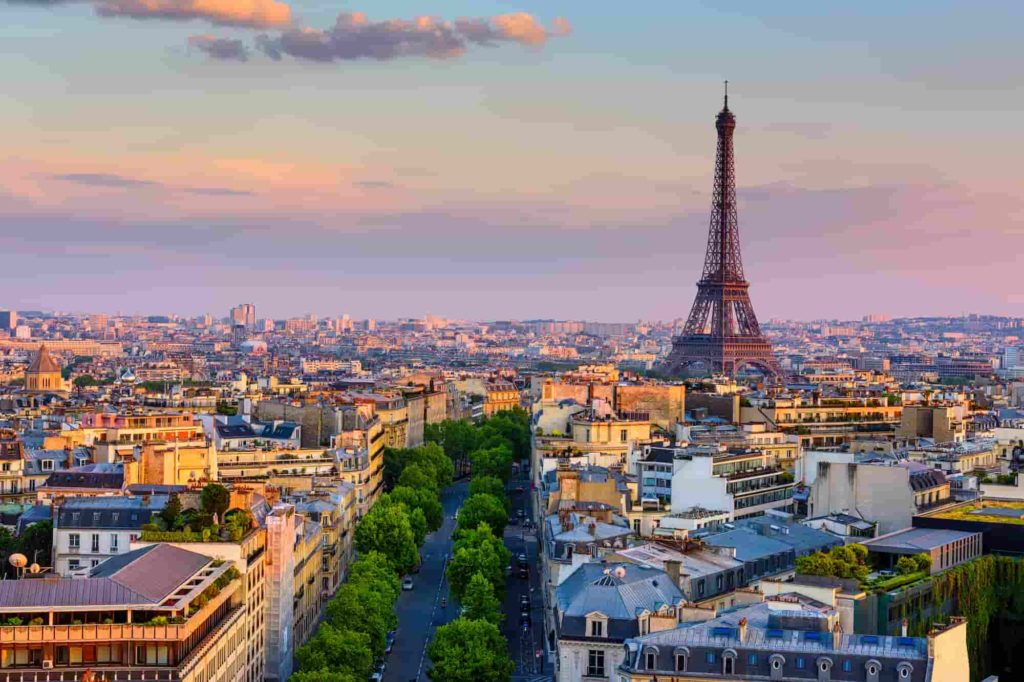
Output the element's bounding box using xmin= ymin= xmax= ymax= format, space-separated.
xmin=3 ymin=1 xmax=1022 ymax=320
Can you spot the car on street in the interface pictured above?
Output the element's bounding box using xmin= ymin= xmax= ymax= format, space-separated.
xmin=518 ymin=567 xmax=528 ymax=579
xmin=520 ymin=594 xmax=530 ymax=607
xmin=515 ymin=486 xmax=525 ymax=493
xmin=516 ymin=508 xmax=526 ymax=517
xmin=385 ymin=631 xmax=396 ymax=654
xmin=517 ymin=553 xmax=528 ymax=564
xmin=402 ymin=577 xmax=414 ymax=591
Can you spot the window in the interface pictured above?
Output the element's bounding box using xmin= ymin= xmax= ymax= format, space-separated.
xmin=705 ymin=652 xmax=716 ymax=664
xmin=724 ymin=657 xmax=734 ymax=674
xmin=748 ymin=654 xmax=758 ymax=665
xmin=590 ymin=620 xmax=604 ymax=637
xmin=796 ymin=657 xmax=806 ymax=670
xmin=587 ymin=649 xmax=605 ymax=677
xmin=68 ymin=560 xmax=80 ymax=571
xmin=697 ymin=580 xmax=705 ymax=597
xmin=644 ymin=651 xmax=656 ymax=670
xmin=620 ymin=429 xmax=628 ymax=443
xmin=41 ymin=459 xmax=54 ymax=471
xmin=716 ymin=575 xmax=723 ymax=591
xmin=110 ymin=534 xmax=119 ymax=551
xmin=69 ymin=533 xmax=80 ymax=549
xmin=91 ymin=534 xmax=100 ymax=553
xmin=843 ymin=660 xmax=853 ymax=672
xmin=675 ymin=654 xmax=687 ymax=672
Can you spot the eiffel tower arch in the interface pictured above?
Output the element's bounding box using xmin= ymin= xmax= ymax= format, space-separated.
xmin=662 ymin=85 xmax=780 ymax=378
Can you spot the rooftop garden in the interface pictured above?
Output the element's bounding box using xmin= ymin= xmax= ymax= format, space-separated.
xmin=795 ymin=544 xmax=933 ymax=593
xmin=932 ymin=500 xmax=1024 ymax=525
xmin=140 ymin=484 xmax=255 ymax=542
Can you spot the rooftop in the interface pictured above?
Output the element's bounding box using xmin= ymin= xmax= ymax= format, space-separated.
xmin=862 ymin=527 xmax=978 ymax=554
xmin=927 ymin=499 xmax=1024 ymax=525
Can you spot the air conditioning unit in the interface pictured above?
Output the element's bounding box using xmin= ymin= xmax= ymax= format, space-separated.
xmin=42 ymin=660 xmax=54 ymax=669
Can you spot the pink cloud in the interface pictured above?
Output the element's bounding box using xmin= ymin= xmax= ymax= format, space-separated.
xmin=253 ymin=11 xmax=571 ymax=63
xmin=94 ymin=0 xmax=291 ymax=28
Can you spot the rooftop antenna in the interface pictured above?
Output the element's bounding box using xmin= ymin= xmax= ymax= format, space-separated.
xmin=723 ymin=79 xmax=729 ymax=111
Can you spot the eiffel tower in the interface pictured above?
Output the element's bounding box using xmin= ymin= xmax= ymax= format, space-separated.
xmin=663 ymin=84 xmax=780 ymax=377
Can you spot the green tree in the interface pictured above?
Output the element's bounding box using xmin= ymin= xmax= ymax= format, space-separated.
xmin=16 ymin=521 xmax=53 ymax=567
xmin=469 ymin=476 xmax=508 ymax=508
xmin=457 ymin=493 xmax=508 ymax=538
xmin=427 ymin=618 xmax=514 ymax=682
xmin=354 ymin=504 xmax=419 ymax=574
xmin=461 ymin=572 xmax=502 ymax=624
xmin=448 ymin=523 xmax=510 ymax=599
xmin=389 ymin=485 xmax=443 ymax=532
xmin=73 ymin=375 xmax=99 ymax=388
xmin=288 ymin=670 xmax=359 ymax=682
xmin=161 ymin=493 xmax=183 ymax=528
xmin=410 ymin=442 xmax=455 ymax=489
xmin=348 ymin=551 xmax=401 ymax=602
xmin=896 ymin=556 xmax=919 ymax=576
xmin=383 ymin=447 xmax=411 ymax=491
xmin=200 ymin=483 xmax=230 ymax=521
xmin=912 ymin=552 xmax=932 ymax=574
xmin=295 ymin=623 xmax=373 ymax=679
xmin=325 ymin=582 xmax=397 ymax=656
xmin=469 ymin=445 xmax=514 ymax=482
xmin=398 ymin=462 xmax=439 ymax=494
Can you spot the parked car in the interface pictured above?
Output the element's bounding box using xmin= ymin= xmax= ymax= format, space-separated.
xmin=385 ymin=631 xmax=396 ymax=654
xmin=520 ymin=594 xmax=530 ymax=607
xmin=516 ymin=509 xmax=526 ymax=517
xmin=402 ymin=577 xmax=414 ymax=591
xmin=517 ymin=553 xmax=528 ymax=564
xmin=518 ymin=567 xmax=528 ymax=579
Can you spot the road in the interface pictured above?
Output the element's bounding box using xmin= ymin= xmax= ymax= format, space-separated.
xmin=502 ymin=468 xmax=549 ymax=680
xmin=384 ymin=478 xmax=469 ymax=682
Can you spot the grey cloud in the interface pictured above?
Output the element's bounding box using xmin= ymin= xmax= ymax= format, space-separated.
xmin=49 ymin=172 xmax=252 ymax=196
xmin=253 ymin=11 xmax=569 ymax=63
xmin=50 ymin=173 xmax=159 ymax=189
xmin=188 ymin=34 xmax=249 ymax=62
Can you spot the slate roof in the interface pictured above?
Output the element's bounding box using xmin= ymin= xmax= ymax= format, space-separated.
xmin=91 ymin=544 xmax=210 ymax=602
xmin=863 ymin=527 xmax=978 ymax=554
xmin=909 ymin=469 xmax=947 ymax=492
xmin=556 ymin=562 xmax=682 ymax=640
xmin=43 ymin=470 xmax=123 ymax=490
xmin=0 ymin=578 xmax=149 ymax=609
xmin=57 ymin=495 xmax=168 ymax=529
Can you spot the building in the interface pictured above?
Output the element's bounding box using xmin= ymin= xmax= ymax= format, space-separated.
xmin=81 ymin=411 xmax=207 ymax=445
xmin=897 ymin=406 xmax=967 ymax=445
xmin=217 ymin=448 xmax=336 ymax=482
xmin=292 ymin=481 xmax=357 ymax=600
xmin=131 ymin=518 xmax=267 ymax=682
xmin=0 ymin=310 xmax=16 ymax=332
xmin=700 ymin=517 xmax=843 ymax=584
xmin=0 ymin=543 xmax=252 ymax=682
xmin=23 ymin=345 xmax=69 ymax=395
xmin=616 ymin=594 xmax=969 ymax=682
xmin=484 ymin=380 xmax=520 ymax=416
xmin=201 ymin=415 xmax=302 ymax=452
xmin=553 ymin=562 xmax=683 ymax=682
xmin=230 ymin=303 xmax=256 ymax=329
xmin=862 ymin=527 xmax=982 ymax=575
xmin=640 ymin=445 xmax=796 ymax=521
xmin=52 ymin=495 xmax=169 ymax=576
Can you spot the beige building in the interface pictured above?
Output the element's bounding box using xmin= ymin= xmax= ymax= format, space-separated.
xmin=897 ymin=405 xmax=967 ymax=444
xmin=23 ymin=345 xmax=69 ymax=395
xmin=484 ymin=381 xmax=520 ymax=416
xmin=0 ymin=543 xmax=253 ymax=682
xmin=132 ymin=524 xmax=267 ymax=682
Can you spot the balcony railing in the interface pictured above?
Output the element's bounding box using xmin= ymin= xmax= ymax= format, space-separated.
xmin=0 ymin=667 xmax=180 ymax=682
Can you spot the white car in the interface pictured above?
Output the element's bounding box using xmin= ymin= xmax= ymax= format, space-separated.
xmin=402 ymin=577 xmax=414 ymax=591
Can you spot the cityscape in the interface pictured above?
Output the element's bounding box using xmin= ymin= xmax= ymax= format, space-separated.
xmin=2 ymin=3 xmax=1022 ymax=682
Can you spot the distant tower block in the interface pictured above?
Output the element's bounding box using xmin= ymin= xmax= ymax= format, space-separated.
xmin=663 ymin=84 xmax=780 ymax=377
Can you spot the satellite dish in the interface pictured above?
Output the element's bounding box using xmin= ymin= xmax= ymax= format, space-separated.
xmin=8 ymin=554 xmax=27 ymax=569
xmin=29 ymin=564 xmax=41 ymax=574
xmin=614 ymin=566 xmax=627 ymax=579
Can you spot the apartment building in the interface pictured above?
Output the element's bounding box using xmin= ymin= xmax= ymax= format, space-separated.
xmin=617 ymin=594 xmax=969 ymax=682
xmin=0 ymin=543 xmax=252 ymax=682
xmin=52 ymin=495 xmax=169 ymax=576
xmin=132 ymin=522 xmax=267 ymax=682
xmin=217 ymin=448 xmax=336 ymax=481
xmin=80 ymin=411 xmax=207 ymax=445
xmin=742 ymin=398 xmax=902 ymax=449
xmin=639 ymin=445 xmax=796 ymax=521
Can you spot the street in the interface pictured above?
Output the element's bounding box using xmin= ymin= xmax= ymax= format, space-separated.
xmin=502 ymin=468 xmax=548 ymax=680
xmin=384 ymin=478 xmax=469 ymax=682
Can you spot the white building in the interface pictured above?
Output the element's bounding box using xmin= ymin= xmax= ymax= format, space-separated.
xmin=52 ymin=495 xmax=168 ymax=575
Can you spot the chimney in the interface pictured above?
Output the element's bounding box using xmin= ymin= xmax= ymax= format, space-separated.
xmin=901 ymin=618 xmax=909 ymax=637
xmin=664 ymin=560 xmax=682 ymax=588
xmin=833 ymin=620 xmax=841 ymax=648
xmin=588 ymin=522 xmax=597 ymax=537
xmin=738 ymin=617 xmax=748 ymax=643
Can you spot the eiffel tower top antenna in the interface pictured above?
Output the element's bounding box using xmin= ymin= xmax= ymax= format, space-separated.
xmin=724 ymin=80 xmax=728 ymax=111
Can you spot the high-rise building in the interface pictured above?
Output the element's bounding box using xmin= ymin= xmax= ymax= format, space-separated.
xmin=0 ymin=310 xmax=16 ymax=331
xmin=229 ymin=303 xmax=256 ymax=329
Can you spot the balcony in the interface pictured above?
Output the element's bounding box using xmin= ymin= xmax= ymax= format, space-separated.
xmin=0 ymin=667 xmax=179 ymax=682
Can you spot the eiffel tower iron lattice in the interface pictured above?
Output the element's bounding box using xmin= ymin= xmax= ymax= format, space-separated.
xmin=663 ymin=84 xmax=780 ymax=377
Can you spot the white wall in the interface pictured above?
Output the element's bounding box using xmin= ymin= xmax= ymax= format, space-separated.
xmin=669 ymin=456 xmax=732 ymax=516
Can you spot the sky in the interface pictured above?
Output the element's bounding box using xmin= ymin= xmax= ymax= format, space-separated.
xmin=1 ymin=0 xmax=1022 ymax=322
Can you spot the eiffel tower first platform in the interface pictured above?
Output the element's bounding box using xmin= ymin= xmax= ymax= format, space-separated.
xmin=662 ymin=85 xmax=780 ymax=378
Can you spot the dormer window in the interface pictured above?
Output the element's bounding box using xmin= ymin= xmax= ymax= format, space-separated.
xmin=644 ymin=649 xmax=657 ymax=670
xmin=589 ymin=619 xmax=604 ymax=637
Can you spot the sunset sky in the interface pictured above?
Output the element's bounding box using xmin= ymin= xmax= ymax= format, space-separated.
xmin=2 ymin=0 xmax=1022 ymax=321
